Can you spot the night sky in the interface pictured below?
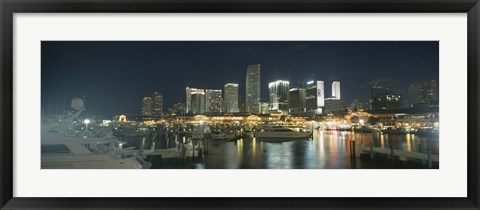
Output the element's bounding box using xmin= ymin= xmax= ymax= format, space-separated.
xmin=41 ymin=41 xmax=439 ymax=118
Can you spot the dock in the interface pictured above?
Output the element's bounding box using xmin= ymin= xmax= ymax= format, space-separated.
xmin=361 ymin=145 xmax=439 ymax=168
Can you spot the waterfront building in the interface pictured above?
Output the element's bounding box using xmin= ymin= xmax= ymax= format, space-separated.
xmin=246 ymin=64 xmax=261 ymax=113
xmin=288 ymin=88 xmax=306 ymax=115
xmin=372 ymin=93 xmax=403 ymax=110
xmin=367 ymin=107 xmax=439 ymax=128
xmin=268 ymin=80 xmax=290 ymax=112
xmin=151 ymin=91 xmax=163 ymax=117
xmin=324 ymin=97 xmax=345 ymax=114
xmin=408 ymin=80 xmax=439 ymax=108
xmin=224 ymin=83 xmax=239 ymax=113
xmin=174 ymin=112 xmax=282 ymax=123
xmin=205 ymin=89 xmax=223 ymax=114
xmin=305 ymin=80 xmax=325 ymax=115
xmin=332 ymin=81 xmax=341 ymax=99
xmin=186 ymin=87 xmax=205 ymax=114
xmin=141 ymin=97 xmax=152 ymax=116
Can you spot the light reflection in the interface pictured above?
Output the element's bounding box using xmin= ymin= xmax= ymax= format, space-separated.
xmin=406 ymin=134 xmax=412 ymax=152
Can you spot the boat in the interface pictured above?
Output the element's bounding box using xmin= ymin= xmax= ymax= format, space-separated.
xmin=255 ymin=126 xmax=312 ymax=139
xmin=41 ymin=98 xmax=151 ymax=169
xmin=211 ymin=133 xmax=237 ymax=140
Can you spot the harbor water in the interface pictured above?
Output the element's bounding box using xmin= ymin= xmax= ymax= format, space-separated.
xmin=144 ymin=130 xmax=439 ymax=169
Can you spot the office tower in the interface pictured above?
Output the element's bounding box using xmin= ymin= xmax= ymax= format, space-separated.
xmin=246 ymin=64 xmax=261 ymax=113
xmin=169 ymin=103 xmax=186 ymax=115
xmin=305 ymin=81 xmax=325 ymax=115
xmin=372 ymin=94 xmax=402 ymax=110
xmin=151 ymin=91 xmax=163 ymax=117
xmin=190 ymin=91 xmax=205 ymax=114
xmin=324 ymin=97 xmax=345 ymax=114
xmin=332 ymin=81 xmax=341 ymax=99
xmin=268 ymin=80 xmax=290 ymax=112
xmin=408 ymin=80 xmax=439 ymax=108
xmin=224 ymin=83 xmax=239 ymax=113
xmin=205 ymin=89 xmax=223 ymax=114
xmin=141 ymin=97 xmax=152 ymax=116
xmin=288 ymin=88 xmax=306 ymax=114
xmin=186 ymin=87 xmax=205 ymax=114
xmin=239 ymin=96 xmax=246 ymax=113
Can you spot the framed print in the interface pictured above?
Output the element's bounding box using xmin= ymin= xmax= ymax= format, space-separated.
xmin=1 ymin=0 xmax=479 ymax=209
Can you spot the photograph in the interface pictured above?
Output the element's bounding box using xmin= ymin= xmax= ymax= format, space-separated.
xmin=41 ymin=41 xmax=439 ymax=169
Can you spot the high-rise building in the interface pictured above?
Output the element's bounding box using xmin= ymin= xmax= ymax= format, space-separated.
xmin=151 ymin=91 xmax=163 ymax=117
xmin=372 ymin=94 xmax=402 ymax=110
xmin=239 ymin=96 xmax=246 ymax=113
xmin=205 ymin=89 xmax=223 ymax=114
xmin=168 ymin=103 xmax=186 ymax=116
xmin=305 ymin=81 xmax=325 ymax=115
xmin=224 ymin=83 xmax=239 ymax=113
xmin=324 ymin=97 xmax=345 ymax=114
xmin=141 ymin=97 xmax=152 ymax=116
xmin=268 ymin=80 xmax=290 ymax=112
xmin=332 ymin=81 xmax=341 ymax=99
xmin=190 ymin=91 xmax=205 ymax=114
xmin=186 ymin=87 xmax=205 ymax=114
xmin=260 ymin=102 xmax=269 ymax=114
xmin=289 ymin=88 xmax=306 ymax=114
xmin=408 ymin=80 xmax=438 ymax=108
xmin=246 ymin=64 xmax=261 ymax=113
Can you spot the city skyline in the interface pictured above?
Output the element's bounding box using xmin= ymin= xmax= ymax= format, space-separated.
xmin=41 ymin=41 xmax=439 ymax=117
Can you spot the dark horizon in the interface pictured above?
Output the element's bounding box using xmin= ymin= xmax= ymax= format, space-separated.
xmin=41 ymin=41 xmax=439 ymax=118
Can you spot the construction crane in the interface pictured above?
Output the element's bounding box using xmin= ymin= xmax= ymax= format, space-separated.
xmin=362 ymin=78 xmax=391 ymax=99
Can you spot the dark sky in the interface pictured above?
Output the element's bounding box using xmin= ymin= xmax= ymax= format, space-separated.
xmin=41 ymin=41 xmax=439 ymax=118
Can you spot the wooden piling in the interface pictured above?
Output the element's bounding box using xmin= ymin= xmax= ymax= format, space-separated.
xmin=389 ymin=138 xmax=394 ymax=163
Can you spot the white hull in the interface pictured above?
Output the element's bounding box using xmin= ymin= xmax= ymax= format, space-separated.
xmin=255 ymin=131 xmax=311 ymax=139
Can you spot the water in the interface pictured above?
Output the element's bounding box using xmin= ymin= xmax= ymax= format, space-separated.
xmin=150 ymin=130 xmax=439 ymax=169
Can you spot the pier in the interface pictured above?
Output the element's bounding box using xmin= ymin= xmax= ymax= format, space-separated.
xmin=361 ymin=145 xmax=439 ymax=168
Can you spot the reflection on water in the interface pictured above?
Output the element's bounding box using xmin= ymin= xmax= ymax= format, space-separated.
xmin=157 ymin=130 xmax=439 ymax=169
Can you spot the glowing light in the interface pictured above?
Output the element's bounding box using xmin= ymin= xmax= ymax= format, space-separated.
xmin=359 ymin=119 xmax=364 ymax=125
xmin=84 ymin=119 xmax=90 ymax=124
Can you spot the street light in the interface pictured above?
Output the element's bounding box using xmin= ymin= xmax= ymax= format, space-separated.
xmin=84 ymin=119 xmax=90 ymax=133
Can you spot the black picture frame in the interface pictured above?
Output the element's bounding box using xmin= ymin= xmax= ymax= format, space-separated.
xmin=1 ymin=0 xmax=479 ymax=209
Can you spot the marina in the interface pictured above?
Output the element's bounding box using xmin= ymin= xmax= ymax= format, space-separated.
xmin=113 ymin=122 xmax=439 ymax=169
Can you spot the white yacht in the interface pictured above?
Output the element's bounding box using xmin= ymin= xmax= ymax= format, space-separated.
xmin=41 ymin=98 xmax=151 ymax=169
xmin=255 ymin=126 xmax=312 ymax=139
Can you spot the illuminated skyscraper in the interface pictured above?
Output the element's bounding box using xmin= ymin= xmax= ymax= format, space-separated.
xmin=205 ymin=89 xmax=223 ymax=113
xmin=151 ymin=91 xmax=163 ymax=117
xmin=246 ymin=64 xmax=261 ymax=113
xmin=268 ymin=80 xmax=290 ymax=112
xmin=224 ymin=83 xmax=239 ymax=113
xmin=186 ymin=87 xmax=205 ymax=114
xmin=141 ymin=97 xmax=152 ymax=116
xmin=332 ymin=81 xmax=341 ymax=99
xmin=305 ymin=81 xmax=324 ymax=115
